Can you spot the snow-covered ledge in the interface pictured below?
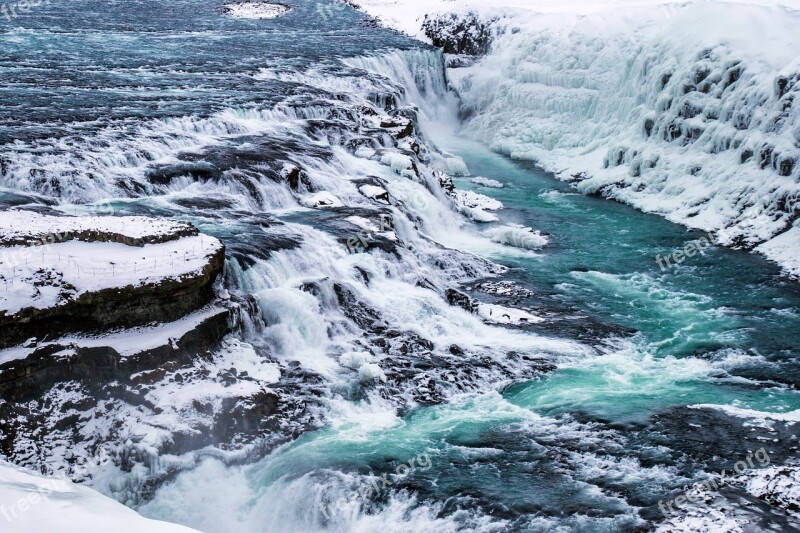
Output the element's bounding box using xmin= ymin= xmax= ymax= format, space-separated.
xmin=0 ymin=209 xmax=225 ymax=349
xmin=223 ymin=2 xmax=290 ymax=19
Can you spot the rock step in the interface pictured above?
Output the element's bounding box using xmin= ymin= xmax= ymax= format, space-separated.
xmin=0 ymin=305 xmax=235 ymax=402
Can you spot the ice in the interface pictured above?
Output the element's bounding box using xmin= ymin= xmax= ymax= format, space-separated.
xmin=484 ymin=224 xmax=548 ymax=250
xmin=469 ymin=176 xmax=504 ymax=188
xmin=452 ymin=189 xmax=503 ymax=223
xmin=357 ymin=0 xmax=800 ymax=274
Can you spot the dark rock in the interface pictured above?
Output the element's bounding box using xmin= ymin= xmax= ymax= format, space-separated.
xmin=422 ymin=12 xmax=494 ymax=56
xmin=446 ymin=288 xmax=475 ymax=313
xmin=0 ymin=307 xmax=232 ymax=402
xmin=778 ymin=156 xmax=796 ymax=176
xmin=146 ymin=162 xmax=222 ymax=185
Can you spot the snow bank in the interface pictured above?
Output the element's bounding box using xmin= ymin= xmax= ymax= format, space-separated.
xmin=756 ymin=223 xmax=800 ymax=277
xmin=356 ymin=0 xmax=800 ymax=39
xmin=0 ymin=462 xmax=199 ymax=533
xmin=0 ymin=306 xmax=229 ymax=364
xmin=743 ymin=465 xmax=800 ymax=518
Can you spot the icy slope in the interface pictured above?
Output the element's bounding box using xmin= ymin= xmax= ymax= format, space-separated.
xmin=0 ymin=462 xmax=199 ymax=533
xmin=358 ymin=0 xmax=800 ymax=276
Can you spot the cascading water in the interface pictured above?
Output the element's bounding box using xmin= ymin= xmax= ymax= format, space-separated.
xmin=443 ymin=2 xmax=800 ymax=274
xmin=2 ymin=0 xmax=800 ymax=531
xmin=140 ymin=38 xmax=800 ymax=533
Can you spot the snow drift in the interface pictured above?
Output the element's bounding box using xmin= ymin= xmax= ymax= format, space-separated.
xmin=0 ymin=462 xmax=199 ymax=533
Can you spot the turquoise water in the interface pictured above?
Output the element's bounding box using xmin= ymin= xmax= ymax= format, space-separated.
xmin=5 ymin=0 xmax=800 ymax=529
xmin=139 ymin=136 xmax=800 ymax=531
xmin=449 ymin=137 xmax=800 ymax=422
xmin=217 ymin=136 xmax=800 ymax=530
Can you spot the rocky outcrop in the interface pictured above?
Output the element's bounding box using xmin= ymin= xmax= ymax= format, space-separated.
xmin=0 ymin=212 xmax=226 ymax=349
xmin=422 ymin=12 xmax=495 ymax=56
xmin=0 ymin=307 xmax=232 ymax=402
xmin=0 ymin=246 xmax=224 ymax=350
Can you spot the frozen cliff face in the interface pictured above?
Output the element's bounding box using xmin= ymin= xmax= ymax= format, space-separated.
xmin=357 ymin=0 xmax=800 ymax=276
xmin=448 ymin=3 xmax=800 ymax=254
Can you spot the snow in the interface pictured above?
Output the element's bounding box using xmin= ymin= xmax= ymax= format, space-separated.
xmin=755 ymin=222 xmax=800 ymax=278
xmin=356 ymin=0 xmax=800 ymax=39
xmin=299 ymin=191 xmax=344 ymax=208
xmin=469 ymin=177 xmax=504 ymax=188
xmin=452 ymin=189 xmax=503 ymax=223
xmin=0 ymin=234 xmax=222 ymax=316
xmin=0 ymin=461 xmax=200 ymax=533
xmin=223 ymin=2 xmax=290 ymax=19
xmin=356 ymin=0 xmax=800 ymax=274
xmin=743 ymin=465 xmax=800 ymax=518
xmin=0 ymin=209 xmax=193 ymax=246
xmin=358 ymin=184 xmax=390 ymax=203
xmin=0 ymin=306 xmax=229 ymax=364
xmin=143 ymin=339 xmax=280 ymax=414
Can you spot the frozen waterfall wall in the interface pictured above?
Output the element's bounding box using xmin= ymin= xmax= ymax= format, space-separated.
xmin=438 ymin=2 xmax=800 ymax=274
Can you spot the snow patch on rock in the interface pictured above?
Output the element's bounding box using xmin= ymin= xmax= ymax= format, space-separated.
xmin=469 ymin=176 xmax=504 ymax=188
xmin=223 ymin=2 xmax=290 ymax=19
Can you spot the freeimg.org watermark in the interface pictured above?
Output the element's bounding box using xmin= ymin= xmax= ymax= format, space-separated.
xmin=1 ymin=0 xmax=51 ymax=21
xmin=315 ymin=0 xmax=348 ymax=21
xmin=658 ymin=447 xmax=771 ymax=518
xmin=656 ymin=233 xmax=715 ymax=271
xmin=320 ymin=451 xmax=433 ymax=520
